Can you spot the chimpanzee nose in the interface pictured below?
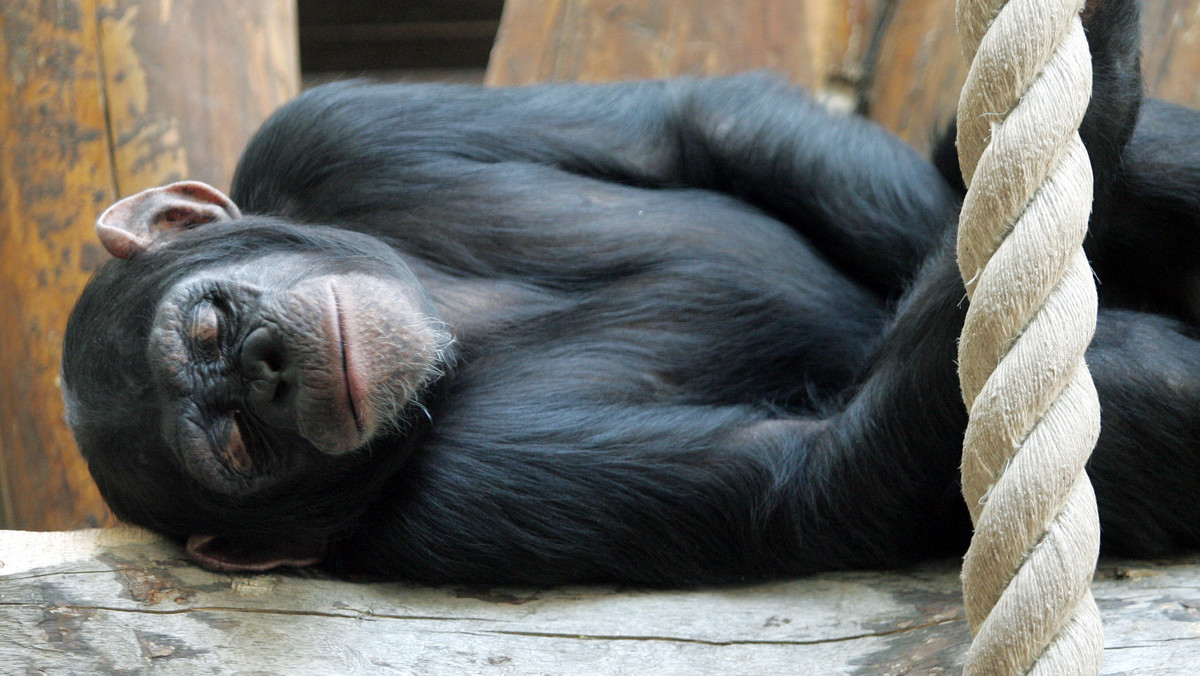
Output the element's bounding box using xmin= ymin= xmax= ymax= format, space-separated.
xmin=240 ymin=326 xmax=296 ymax=426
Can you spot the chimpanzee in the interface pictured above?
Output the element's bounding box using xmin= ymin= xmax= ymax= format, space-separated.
xmin=61 ymin=0 xmax=1200 ymax=586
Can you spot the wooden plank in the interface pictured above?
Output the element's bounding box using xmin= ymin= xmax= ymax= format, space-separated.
xmin=486 ymin=0 xmax=883 ymax=111
xmin=2 ymin=528 xmax=1198 ymax=673
xmin=863 ymin=0 xmax=1200 ymax=153
xmin=860 ymin=0 xmax=962 ymax=153
xmin=0 ymin=1 xmax=299 ymax=531
xmin=0 ymin=0 xmax=119 ymax=532
xmin=489 ymin=0 xmax=1200 ymax=154
xmin=484 ymin=0 xmax=568 ymax=86
xmin=1140 ymin=0 xmax=1200 ymax=107
xmin=97 ymin=0 xmax=300 ymax=195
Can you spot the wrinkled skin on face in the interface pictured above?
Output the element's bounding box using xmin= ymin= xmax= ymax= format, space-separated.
xmin=62 ymin=184 xmax=450 ymax=565
xmin=152 ymin=255 xmax=450 ymax=491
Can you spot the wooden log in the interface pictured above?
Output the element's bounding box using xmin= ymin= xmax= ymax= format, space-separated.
xmin=0 ymin=0 xmax=122 ymax=533
xmin=98 ymin=0 xmax=300 ymax=197
xmin=1 ymin=528 xmax=1198 ymax=673
xmin=0 ymin=0 xmax=299 ymax=531
xmin=486 ymin=0 xmax=883 ymax=111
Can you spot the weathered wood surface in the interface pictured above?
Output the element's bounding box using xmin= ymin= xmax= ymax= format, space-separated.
xmin=0 ymin=0 xmax=299 ymax=531
xmin=1 ymin=528 xmax=1198 ymax=674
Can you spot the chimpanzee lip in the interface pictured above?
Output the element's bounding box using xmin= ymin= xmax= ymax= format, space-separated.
xmin=331 ymin=284 xmax=361 ymax=432
xmin=288 ymin=279 xmax=373 ymax=454
xmin=328 ymin=282 xmax=376 ymax=449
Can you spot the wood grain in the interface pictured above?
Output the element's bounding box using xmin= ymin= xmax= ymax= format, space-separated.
xmin=862 ymin=0 xmax=963 ymax=153
xmin=1140 ymin=0 xmax=1200 ymax=107
xmin=3 ymin=528 xmax=1200 ymax=673
xmin=0 ymin=0 xmax=298 ymax=530
xmin=0 ymin=0 xmax=119 ymax=531
xmin=487 ymin=0 xmax=883 ymax=111
xmin=862 ymin=0 xmax=1200 ymax=153
xmin=98 ymin=0 xmax=300 ymax=194
xmin=489 ymin=0 xmax=1200 ymax=154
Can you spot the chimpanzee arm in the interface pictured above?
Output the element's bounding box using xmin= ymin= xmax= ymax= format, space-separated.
xmin=233 ymin=74 xmax=959 ymax=295
xmin=324 ymin=241 xmax=971 ymax=585
xmin=335 ymin=227 xmax=1200 ymax=586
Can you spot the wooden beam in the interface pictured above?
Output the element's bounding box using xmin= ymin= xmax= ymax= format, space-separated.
xmin=2 ymin=528 xmax=1199 ymax=672
xmin=860 ymin=0 xmax=963 ymax=153
xmin=0 ymin=0 xmax=298 ymax=530
xmin=486 ymin=0 xmax=882 ymax=112
xmin=488 ymin=0 xmax=1200 ymax=154
xmin=97 ymin=0 xmax=301 ymax=195
xmin=863 ymin=0 xmax=1200 ymax=153
xmin=0 ymin=0 xmax=116 ymax=531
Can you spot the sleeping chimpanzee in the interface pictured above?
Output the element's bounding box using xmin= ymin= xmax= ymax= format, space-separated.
xmin=61 ymin=0 xmax=1200 ymax=585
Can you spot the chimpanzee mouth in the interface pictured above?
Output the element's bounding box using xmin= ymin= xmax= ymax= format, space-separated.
xmin=331 ymin=284 xmax=363 ymax=433
xmin=290 ymin=274 xmax=449 ymax=455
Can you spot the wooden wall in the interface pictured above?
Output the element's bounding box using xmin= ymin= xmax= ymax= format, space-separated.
xmin=0 ymin=1 xmax=298 ymax=530
xmin=488 ymin=0 xmax=1200 ymax=153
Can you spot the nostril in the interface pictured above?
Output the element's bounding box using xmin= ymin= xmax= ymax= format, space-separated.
xmin=263 ymin=346 xmax=283 ymax=373
xmin=241 ymin=327 xmax=287 ymax=381
xmin=241 ymin=327 xmax=295 ymax=428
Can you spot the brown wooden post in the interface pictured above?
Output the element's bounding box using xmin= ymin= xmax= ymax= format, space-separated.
xmin=860 ymin=0 xmax=963 ymax=154
xmin=1124 ymin=1 xmax=1200 ymax=108
xmin=0 ymin=0 xmax=299 ymax=530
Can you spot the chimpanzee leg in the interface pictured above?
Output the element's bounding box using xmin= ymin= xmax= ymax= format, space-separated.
xmin=1088 ymin=99 xmax=1200 ymax=321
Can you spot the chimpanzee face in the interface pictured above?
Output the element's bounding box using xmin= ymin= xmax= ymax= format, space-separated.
xmin=61 ymin=183 xmax=451 ymax=558
xmin=144 ymin=251 xmax=450 ymax=493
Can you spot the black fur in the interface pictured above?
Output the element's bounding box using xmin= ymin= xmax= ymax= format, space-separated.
xmin=63 ymin=1 xmax=1200 ymax=586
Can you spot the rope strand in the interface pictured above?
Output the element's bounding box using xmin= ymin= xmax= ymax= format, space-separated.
xmin=954 ymin=0 xmax=1104 ymax=672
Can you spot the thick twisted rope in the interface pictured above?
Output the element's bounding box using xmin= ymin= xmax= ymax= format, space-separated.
xmin=954 ymin=0 xmax=1103 ymax=673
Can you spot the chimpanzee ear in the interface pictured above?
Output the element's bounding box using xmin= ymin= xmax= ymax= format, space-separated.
xmin=185 ymin=534 xmax=325 ymax=573
xmin=96 ymin=181 xmax=242 ymax=259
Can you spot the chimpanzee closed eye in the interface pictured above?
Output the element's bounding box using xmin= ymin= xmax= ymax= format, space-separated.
xmin=62 ymin=0 xmax=1200 ymax=585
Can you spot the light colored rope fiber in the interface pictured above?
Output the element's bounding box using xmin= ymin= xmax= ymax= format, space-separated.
xmin=954 ymin=0 xmax=1103 ymax=673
